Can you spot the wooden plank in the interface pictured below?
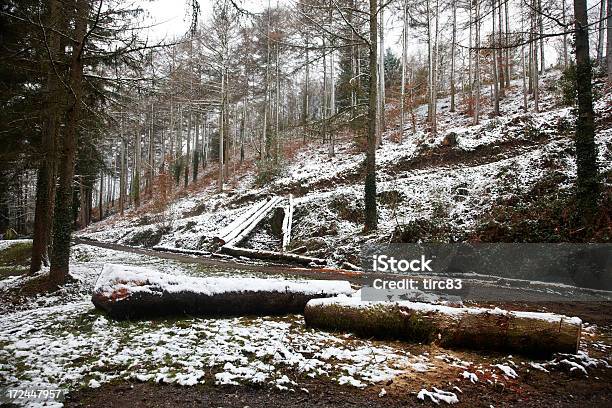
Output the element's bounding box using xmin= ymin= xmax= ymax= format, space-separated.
xmin=223 ymin=196 xmax=283 ymax=246
xmin=213 ymin=198 xmax=269 ymax=243
xmin=282 ymin=194 xmax=294 ymax=251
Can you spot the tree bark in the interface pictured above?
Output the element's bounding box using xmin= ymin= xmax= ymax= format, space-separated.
xmin=607 ymin=0 xmax=612 ymax=84
xmin=119 ymin=120 xmax=126 ymax=216
xmin=573 ymin=0 xmax=600 ymax=222
xmin=365 ymin=0 xmax=378 ymax=231
xmin=504 ymin=0 xmax=510 ymax=87
xmin=92 ymin=267 xmax=347 ymax=320
xmin=450 ymin=0 xmax=456 ymax=113
xmin=378 ymin=6 xmax=385 ymax=140
xmin=497 ymin=0 xmax=505 ymax=95
xmin=473 ymin=1 xmax=481 ymax=125
xmin=30 ymin=0 xmax=63 ymax=273
xmin=597 ymin=0 xmax=606 ymax=63
xmin=400 ymin=0 xmax=408 ymax=139
xmin=49 ymin=0 xmax=89 ymax=286
xmin=538 ymin=0 xmax=545 ymax=72
xmin=563 ymin=0 xmax=569 ymax=69
xmin=491 ymin=0 xmax=500 ymax=116
xmin=304 ymin=299 xmax=581 ymax=357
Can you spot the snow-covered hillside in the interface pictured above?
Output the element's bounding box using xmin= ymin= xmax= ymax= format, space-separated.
xmin=80 ymin=71 xmax=612 ymax=267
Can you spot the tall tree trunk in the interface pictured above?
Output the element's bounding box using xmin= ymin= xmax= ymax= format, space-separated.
xmin=607 ymin=0 xmax=612 ymax=84
xmin=473 ymin=0 xmax=481 ymax=125
xmin=521 ymin=3 xmax=529 ymax=111
xmin=532 ymin=0 xmax=540 ymax=112
xmin=491 ymin=0 xmax=500 ymax=116
xmin=400 ymin=0 xmax=408 ymax=139
xmin=329 ymin=7 xmax=336 ymax=159
xmin=218 ymin=71 xmax=225 ymax=192
xmin=262 ymin=0 xmax=271 ymax=160
xmin=322 ymin=39 xmax=328 ymax=144
xmin=504 ymin=0 xmax=510 ymax=87
xmin=302 ymin=35 xmax=310 ymax=132
xmin=497 ymin=0 xmax=505 ymax=95
xmin=193 ymin=112 xmax=199 ymax=182
xmin=468 ymin=0 xmax=473 ymax=111
xmin=573 ymin=0 xmax=600 ymax=222
xmin=450 ymin=0 xmax=456 ymax=112
xmin=148 ymin=103 xmax=155 ymax=196
xmin=275 ymin=43 xmax=281 ymax=161
xmin=185 ymin=109 xmax=191 ymax=188
xmin=31 ymin=0 xmax=62 ymax=273
xmin=431 ymin=0 xmax=439 ymax=134
xmin=99 ymin=171 xmax=103 ymax=220
xmin=597 ymin=0 xmax=606 ymax=63
xmin=365 ymin=0 xmax=378 ymax=231
xmin=563 ymin=0 xmax=569 ymax=69
xmin=538 ymin=0 xmax=545 ymax=72
xmin=378 ymin=6 xmax=385 ymax=141
xmin=49 ymin=0 xmax=89 ymax=286
xmin=119 ymin=117 xmax=126 ymax=216
xmin=426 ymin=0 xmax=433 ymax=122
xmin=134 ymin=128 xmax=141 ymax=207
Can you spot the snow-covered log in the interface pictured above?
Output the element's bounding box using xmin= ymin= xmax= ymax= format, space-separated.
xmin=92 ymin=264 xmax=350 ymax=319
xmin=304 ymin=296 xmax=582 ymax=356
xmin=282 ymin=194 xmax=294 ymax=251
xmin=220 ymin=245 xmax=326 ymax=267
xmin=222 ymin=196 xmax=283 ymax=246
xmin=152 ymin=245 xmax=211 ymax=256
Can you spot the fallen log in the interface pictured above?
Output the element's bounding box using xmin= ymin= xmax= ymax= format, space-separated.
xmin=304 ymin=296 xmax=581 ymax=357
xmin=220 ymin=245 xmax=327 ymax=267
xmin=92 ymin=264 xmax=350 ymax=319
xmin=152 ymin=245 xmax=211 ymax=256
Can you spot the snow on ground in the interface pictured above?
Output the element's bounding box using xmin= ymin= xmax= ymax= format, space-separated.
xmin=0 ymin=239 xmax=32 ymax=251
xmin=1 ymin=243 xmax=611 ymax=407
xmin=0 ymin=245 xmax=450 ymax=406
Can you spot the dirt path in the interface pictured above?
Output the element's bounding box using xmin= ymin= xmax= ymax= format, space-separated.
xmin=64 ymin=366 xmax=612 ymax=408
xmin=73 ymin=237 xmax=360 ymax=282
xmin=75 ymin=237 xmax=612 ymax=325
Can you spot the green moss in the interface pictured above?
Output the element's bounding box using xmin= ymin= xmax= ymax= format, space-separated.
xmin=0 ymin=241 xmax=32 ymax=277
xmin=306 ymin=304 xmax=437 ymax=344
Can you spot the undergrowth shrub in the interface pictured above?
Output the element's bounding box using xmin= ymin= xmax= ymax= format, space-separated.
xmin=557 ymin=63 xmax=577 ymax=106
xmin=472 ymin=172 xmax=611 ymax=242
xmin=255 ymin=159 xmax=284 ymax=186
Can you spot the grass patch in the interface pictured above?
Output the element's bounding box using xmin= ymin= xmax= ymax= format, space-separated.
xmin=0 ymin=241 xmax=32 ymax=277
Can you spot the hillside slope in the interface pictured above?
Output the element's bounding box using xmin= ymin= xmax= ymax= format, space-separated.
xmin=80 ymin=71 xmax=612 ymax=267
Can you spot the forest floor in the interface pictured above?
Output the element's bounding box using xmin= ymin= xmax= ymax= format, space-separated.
xmin=2 ymin=70 xmax=611 ymax=407
xmin=0 ymin=240 xmax=611 ymax=407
